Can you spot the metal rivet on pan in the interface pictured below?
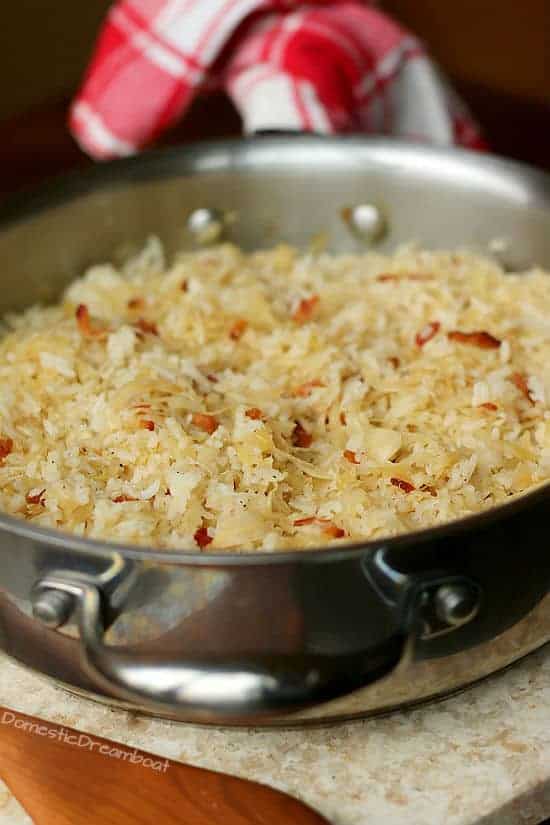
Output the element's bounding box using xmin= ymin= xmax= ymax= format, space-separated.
xmin=187 ymin=208 xmax=224 ymax=245
xmin=32 ymin=588 xmax=74 ymax=629
xmin=341 ymin=204 xmax=387 ymax=244
xmin=487 ymin=237 xmax=516 ymax=271
xmin=488 ymin=237 xmax=511 ymax=257
xmin=434 ymin=583 xmax=480 ymax=628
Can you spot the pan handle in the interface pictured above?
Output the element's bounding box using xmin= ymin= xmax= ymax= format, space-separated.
xmin=31 ymin=559 xmax=481 ymax=721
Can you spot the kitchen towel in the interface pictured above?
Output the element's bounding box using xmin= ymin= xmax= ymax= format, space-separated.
xmin=70 ymin=0 xmax=485 ymax=159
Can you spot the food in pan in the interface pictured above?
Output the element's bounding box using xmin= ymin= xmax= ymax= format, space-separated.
xmin=0 ymin=239 xmax=548 ymax=551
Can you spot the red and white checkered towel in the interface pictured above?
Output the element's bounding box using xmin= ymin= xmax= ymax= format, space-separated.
xmin=70 ymin=0 xmax=485 ymax=160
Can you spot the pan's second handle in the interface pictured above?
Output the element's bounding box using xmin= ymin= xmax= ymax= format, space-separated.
xmin=31 ymin=558 xmax=481 ymax=722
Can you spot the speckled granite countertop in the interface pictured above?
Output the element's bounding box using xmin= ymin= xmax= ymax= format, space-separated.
xmin=0 ymin=648 xmax=549 ymax=825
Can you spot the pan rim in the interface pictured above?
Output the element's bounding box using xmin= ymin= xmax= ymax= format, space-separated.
xmin=1 ymin=135 xmax=549 ymax=565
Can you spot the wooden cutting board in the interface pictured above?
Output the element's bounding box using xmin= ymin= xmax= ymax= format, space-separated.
xmin=0 ymin=706 xmax=330 ymax=825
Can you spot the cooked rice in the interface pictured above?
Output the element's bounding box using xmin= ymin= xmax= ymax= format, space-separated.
xmin=0 ymin=238 xmax=549 ymax=552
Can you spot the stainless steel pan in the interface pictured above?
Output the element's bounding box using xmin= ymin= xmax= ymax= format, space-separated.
xmin=1 ymin=136 xmax=550 ymax=726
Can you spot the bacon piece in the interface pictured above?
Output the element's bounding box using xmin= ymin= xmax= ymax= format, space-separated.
xmin=293 ymin=379 xmax=326 ymax=397
xmin=181 ymin=280 xmax=188 ymax=292
xmin=339 ymin=412 xmax=347 ymax=426
xmin=293 ymin=516 xmax=317 ymax=527
xmin=391 ymin=477 xmax=416 ymax=493
xmin=133 ymin=318 xmax=159 ymax=337
xmin=127 ymin=297 xmax=144 ymax=310
xmin=479 ymin=402 xmax=498 ymax=411
xmin=323 ymin=524 xmax=346 ymax=539
xmin=415 ymin=321 xmax=440 ymax=347
xmin=245 ymin=407 xmax=264 ymax=420
xmin=229 ymin=319 xmax=248 ymax=341
xmin=75 ymin=304 xmax=108 ymax=339
xmin=194 ymin=526 xmax=213 ymax=549
xmin=376 ymin=273 xmax=400 ymax=282
xmin=0 ymin=438 xmax=13 ymax=460
xmin=292 ymin=295 xmax=319 ymax=324
xmin=140 ymin=420 xmax=155 ymax=431
xmin=292 ymin=421 xmax=313 ymax=448
xmin=293 ymin=516 xmax=345 ymax=538
xmin=112 ymin=494 xmax=138 ymax=503
xmin=420 ymin=484 xmax=438 ymax=497
xmin=26 ymin=489 xmax=46 ymax=506
xmin=133 ymin=403 xmax=151 ymax=410
xmin=447 ymin=330 xmax=501 ymax=349
xmin=192 ymin=412 xmax=219 ymax=434
xmin=511 ymin=372 xmax=536 ymax=405
xmin=343 ymin=449 xmax=360 ymax=465
xmin=388 ymin=357 xmax=400 ymax=369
